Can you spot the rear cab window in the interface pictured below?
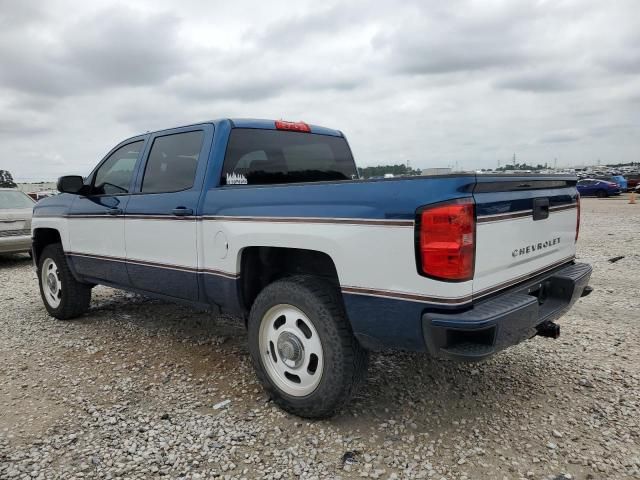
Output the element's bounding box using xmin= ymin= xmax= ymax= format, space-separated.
xmin=221 ymin=129 xmax=357 ymax=186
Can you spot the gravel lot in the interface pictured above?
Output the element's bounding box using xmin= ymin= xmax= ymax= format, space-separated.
xmin=1 ymin=196 xmax=639 ymax=480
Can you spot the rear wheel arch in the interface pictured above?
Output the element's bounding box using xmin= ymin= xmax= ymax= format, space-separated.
xmin=238 ymin=246 xmax=342 ymax=315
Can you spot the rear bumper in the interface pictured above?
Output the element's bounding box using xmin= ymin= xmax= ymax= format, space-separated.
xmin=0 ymin=235 xmax=32 ymax=254
xmin=422 ymin=262 xmax=592 ymax=361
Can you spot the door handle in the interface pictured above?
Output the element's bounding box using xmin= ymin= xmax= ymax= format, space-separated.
xmin=106 ymin=208 xmax=123 ymax=216
xmin=172 ymin=207 xmax=193 ymax=216
xmin=532 ymin=198 xmax=549 ymax=221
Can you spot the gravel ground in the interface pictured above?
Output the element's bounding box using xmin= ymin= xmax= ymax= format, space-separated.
xmin=1 ymin=196 xmax=639 ymax=480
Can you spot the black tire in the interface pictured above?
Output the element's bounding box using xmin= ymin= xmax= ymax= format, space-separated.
xmin=247 ymin=275 xmax=368 ymax=418
xmin=596 ymin=189 xmax=607 ymax=198
xmin=37 ymin=243 xmax=91 ymax=320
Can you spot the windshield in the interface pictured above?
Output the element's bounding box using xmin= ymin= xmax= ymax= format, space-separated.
xmin=0 ymin=190 xmax=36 ymax=209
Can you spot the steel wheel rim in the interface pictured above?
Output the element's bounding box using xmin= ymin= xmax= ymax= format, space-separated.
xmin=258 ymin=304 xmax=324 ymax=397
xmin=41 ymin=258 xmax=62 ymax=308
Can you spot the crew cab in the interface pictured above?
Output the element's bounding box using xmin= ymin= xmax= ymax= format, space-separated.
xmin=32 ymin=119 xmax=592 ymax=417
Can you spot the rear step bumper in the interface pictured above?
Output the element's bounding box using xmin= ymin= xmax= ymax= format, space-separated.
xmin=422 ymin=262 xmax=592 ymax=362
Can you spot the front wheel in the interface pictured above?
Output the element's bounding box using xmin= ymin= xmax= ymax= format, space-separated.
xmin=247 ymin=275 xmax=368 ymax=418
xmin=38 ymin=243 xmax=91 ymax=319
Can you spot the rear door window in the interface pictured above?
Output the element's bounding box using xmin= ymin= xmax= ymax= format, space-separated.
xmin=221 ymin=129 xmax=357 ymax=186
xmin=141 ymin=131 xmax=204 ymax=193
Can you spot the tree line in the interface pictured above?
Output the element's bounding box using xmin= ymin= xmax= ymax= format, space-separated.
xmin=357 ymin=164 xmax=421 ymax=178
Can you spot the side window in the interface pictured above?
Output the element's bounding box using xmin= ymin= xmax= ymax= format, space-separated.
xmin=141 ymin=131 xmax=204 ymax=194
xmin=93 ymin=141 xmax=144 ymax=195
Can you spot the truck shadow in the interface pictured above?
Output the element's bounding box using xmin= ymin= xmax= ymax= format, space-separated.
xmin=0 ymin=253 xmax=32 ymax=267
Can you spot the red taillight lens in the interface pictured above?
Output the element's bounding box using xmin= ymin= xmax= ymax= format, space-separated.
xmin=275 ymin=120 xmax=311 ymax=132
xmin=418 ymin=198 xmax=475 ymax=281
xmin=575 ymin=194 xmax=580 ymax=242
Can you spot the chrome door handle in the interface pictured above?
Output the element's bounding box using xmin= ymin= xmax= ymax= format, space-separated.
xmin=106 ymin=208 xmax=123 ymax=216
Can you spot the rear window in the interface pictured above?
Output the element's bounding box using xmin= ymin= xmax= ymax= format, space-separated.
xmin=221 ymin=129 xmax=357 ymax=186
xmin=0 ymin=190 xmax=35 ymax=209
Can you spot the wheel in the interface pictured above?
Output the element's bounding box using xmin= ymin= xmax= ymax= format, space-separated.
xmin=247 ymin=275 xmax=368 ymax=418
xmin=38 ymin=243 xmax=91 ymax=319
xmin=596 ymin=189 xmax=607 ymax=198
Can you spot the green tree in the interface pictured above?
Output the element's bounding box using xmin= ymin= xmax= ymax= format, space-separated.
xmin=0 ymin=170 xmax=17 ymax=188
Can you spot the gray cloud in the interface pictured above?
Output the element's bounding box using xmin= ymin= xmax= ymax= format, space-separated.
xmin=538 ymin=131 xmax=583 ymax=144
xmin=376 ymin=3 xmax=536 ymax=75
xmin=495 ymin=71 xmax=579 ymax=93
xmin=0 ymin=6 xmax=186 ymax=98
xmin=0 ymin=0 xmax=638 ymax=181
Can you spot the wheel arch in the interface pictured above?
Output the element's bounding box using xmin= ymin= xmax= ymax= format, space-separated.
xmin=32 ymin=227 xmax=62 ymax=265
xmin=238 ymin=246 xmax=342 ymax=315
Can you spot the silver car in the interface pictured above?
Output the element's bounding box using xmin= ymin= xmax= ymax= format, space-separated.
xmin=0 ymin=188 xmax=35 ymax=255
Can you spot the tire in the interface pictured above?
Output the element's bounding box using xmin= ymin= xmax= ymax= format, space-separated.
xmin=596 ymin=189 xmax=607 ymax=198
xmin=247 ymin=275 xmax=368 ymax=418
xmin=38 ymin=243 xmax=91 ymax=320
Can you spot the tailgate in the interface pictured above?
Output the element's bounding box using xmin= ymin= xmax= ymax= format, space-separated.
xmin=473 ymin=176 xmax=578 ymax=299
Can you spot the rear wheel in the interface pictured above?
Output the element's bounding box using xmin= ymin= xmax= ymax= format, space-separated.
xmin=247 ymin=275 xmax=368 ymax=418
xmin=38 ymin=243 xmax=91 ymax=319
xmin=596 ymin=189 xmax=607 ymax=198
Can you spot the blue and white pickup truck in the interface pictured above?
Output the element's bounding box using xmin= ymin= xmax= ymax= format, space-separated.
xmin=32 ymin=119 xmax=592 ymax=417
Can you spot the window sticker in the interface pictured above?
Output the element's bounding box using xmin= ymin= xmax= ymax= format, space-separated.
xmin=226 ymin=172 xmax=248 ymax=185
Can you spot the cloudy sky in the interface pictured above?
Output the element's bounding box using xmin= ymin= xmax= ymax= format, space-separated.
xmin=0 ymin=0 xmax=638 ymax=180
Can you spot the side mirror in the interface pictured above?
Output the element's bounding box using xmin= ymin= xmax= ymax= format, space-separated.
xmin=57 ymin=175 xmax=85 ymax=194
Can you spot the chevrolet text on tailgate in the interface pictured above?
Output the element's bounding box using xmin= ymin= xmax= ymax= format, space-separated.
xmin=32 ymin=119 xmax=593 ymax=418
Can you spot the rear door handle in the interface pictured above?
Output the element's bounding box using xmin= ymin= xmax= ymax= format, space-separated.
xmin=106 ymin=208 xmax=123 ymax=216
xmin=172 ymin=207 xmax=193 ymax=216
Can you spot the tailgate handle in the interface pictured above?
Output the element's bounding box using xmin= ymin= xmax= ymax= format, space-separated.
xmin=532 ymin=198 xmax=550 ymax=221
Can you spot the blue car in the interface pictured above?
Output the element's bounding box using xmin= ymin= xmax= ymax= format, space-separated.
xmin=577 ymin=178 xmax=621 ymax=197
xmin=595 ymin=175 xmax=628 ymax=191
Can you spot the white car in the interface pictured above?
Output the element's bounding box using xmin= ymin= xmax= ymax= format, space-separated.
xmin=0 ymin=188 xmax=35 ymax=255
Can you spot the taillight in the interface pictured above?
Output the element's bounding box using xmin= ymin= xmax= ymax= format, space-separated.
xmin=275 ymin=120 xmax=311 ymax=132
xmin=417 ymin=198 xmax=475 ymax=281
xmin=575 ymin=194 xmax=581 ymax=242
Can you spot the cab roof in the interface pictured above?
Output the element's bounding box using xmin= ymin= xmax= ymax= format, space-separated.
xmin=138 ymin=118 xmax=344 ymax=139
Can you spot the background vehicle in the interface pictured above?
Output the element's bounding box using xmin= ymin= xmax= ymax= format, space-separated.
xmin=0 ymin=188 xmax=35 ymax=255
xmin=594 ymin=175 xmax=627 ymax=191
xmin=31 ymin=118 xmax=592 ymax=417
xmin=624 ymin=174 xmax=640 ymax=192
xmin=577 ymin=178 xmax=621 ymax=197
